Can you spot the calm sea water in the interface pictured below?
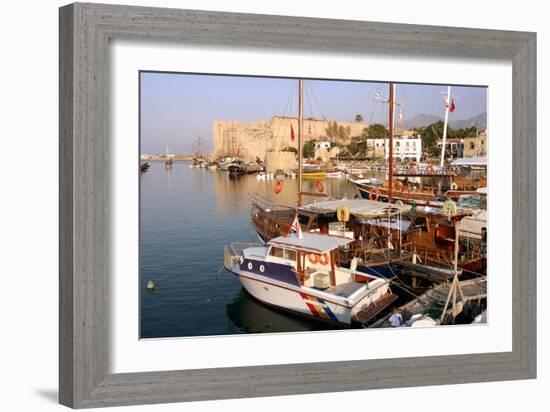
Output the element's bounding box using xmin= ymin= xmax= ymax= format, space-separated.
xmin=139 ymin=160 xmax=373 ymax=338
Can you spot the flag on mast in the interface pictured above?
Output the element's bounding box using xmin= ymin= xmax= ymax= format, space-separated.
xmin=290 ymin=123 xmax=295 ymax=142
xmin=290 ymin=214 xmax=303 ymax=239
xmin=398 ymin=109 xmax=404 ymax=128
xmin=449 ymin=98 xmax=456 ymax=113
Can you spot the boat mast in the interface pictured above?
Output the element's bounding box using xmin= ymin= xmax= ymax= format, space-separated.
xmin=388 ymin=82 xmax=395 ymax=203
xmin=440 ymin=85 xmax=452 ymax=168
xmin=298 ymin=79 xmax=303 ymax=207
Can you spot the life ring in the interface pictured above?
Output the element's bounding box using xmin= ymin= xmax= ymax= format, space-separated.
xmin=450 ymin=182 xmax=458 ymax=190
xmin=426 ymin=165 xmax=434 ymax=174
xmin=402 ymin=185 xmax=411 ymax=198
xmin=315 ymin=181 xmax=324 ymax=193
xmin=442 ymin=199 xmax=458 ymax=217
xmin=337 ymin=206 xmax=350 ymax=222
xmin=308 ymin=254 xmax=318 ymax=264
xmin=274 ymin=181 xmax=283 ymax=194
xmin=408 ymin=165 xmax=416 ymax=174
xmin=318 ymin=253 xmax=329 ymax=265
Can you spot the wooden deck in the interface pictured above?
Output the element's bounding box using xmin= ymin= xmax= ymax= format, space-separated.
xmin=369 ymin=277 xmax=487 ymax=327
xmin=353 ymin=292 xmax=398 ymax=325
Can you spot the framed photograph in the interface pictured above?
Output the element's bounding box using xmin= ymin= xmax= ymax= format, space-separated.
xmin=59 ymin=2 xmax=536 ymax=408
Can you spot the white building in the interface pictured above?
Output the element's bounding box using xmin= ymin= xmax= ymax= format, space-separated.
xmin=314 ymin=141 xmax=331 ymax=150
xmin=371 ymin=136 xmax=422 ymax=162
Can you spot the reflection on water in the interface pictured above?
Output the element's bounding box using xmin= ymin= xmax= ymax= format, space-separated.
xmin=140 ymin=160 xmax=369 ymax=338
xmin=226 ymin=289 xmax=341 ymax=334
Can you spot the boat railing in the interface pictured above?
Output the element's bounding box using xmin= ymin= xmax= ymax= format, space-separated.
xmin=249 ymin=192 xmax=295 ymax=211
xmin=228 ymin=242 xmax=263 ymax=257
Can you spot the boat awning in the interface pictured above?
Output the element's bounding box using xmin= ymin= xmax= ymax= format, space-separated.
xmin=362 ymin=219 xmax=412 ymax=232
xmin=268 ymin=233 xmax=353 ymax=254
xmin=451 ymin=156 xmax=487 ymax=167
xmin=299 ymin=198 xmax=411 ymax=219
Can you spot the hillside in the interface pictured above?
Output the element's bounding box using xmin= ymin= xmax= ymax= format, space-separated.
xmin=402 ymin=112 xmax=487 ymax=131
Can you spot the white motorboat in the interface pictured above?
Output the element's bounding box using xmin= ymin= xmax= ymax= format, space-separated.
xmin=224 ymin=232 xmax=394 ymax=325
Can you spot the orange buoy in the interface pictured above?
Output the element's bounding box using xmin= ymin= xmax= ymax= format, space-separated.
xmin=315 ymin=181 xmax=324 ymax=193
xmin=274 ymin=181 xmax=283 ymax=194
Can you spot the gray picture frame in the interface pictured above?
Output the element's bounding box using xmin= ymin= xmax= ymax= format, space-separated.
xmin=59 ymin=2 xmax=536 ymax=408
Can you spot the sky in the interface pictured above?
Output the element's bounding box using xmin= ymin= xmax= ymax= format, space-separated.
xmin=140 ymin=72 xmax=487 ymax=154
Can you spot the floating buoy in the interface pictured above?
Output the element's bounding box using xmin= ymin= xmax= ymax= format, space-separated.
xmin=146 ymin=280 xmax=156 ymax=294
xmin=274 ymin=181 xmax=283 ymax=194
xmin=315 ymin=181 xmax=324 ymax=193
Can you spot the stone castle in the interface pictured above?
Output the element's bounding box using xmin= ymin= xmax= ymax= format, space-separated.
xmin=212 ymin=116 xmax=369 ymax=160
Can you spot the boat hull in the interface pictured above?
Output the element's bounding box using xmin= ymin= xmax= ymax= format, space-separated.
xmin=227 ymin=265 xmax=391 ymax=326
xmin=236 ymin=273 xmax=351 ymax=324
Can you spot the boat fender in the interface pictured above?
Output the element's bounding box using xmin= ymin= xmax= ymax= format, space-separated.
xmin=274 ymin=181 xmax=283 ymax=194
xmin=374 ymin=187 xmax=379 ymax=201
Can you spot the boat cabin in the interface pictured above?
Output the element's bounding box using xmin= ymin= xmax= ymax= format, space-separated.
xmin=241 ymin=233 xmax=385 ymax=292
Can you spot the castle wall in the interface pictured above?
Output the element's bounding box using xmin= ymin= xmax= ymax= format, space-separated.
xmin=212 ymin=116 xmax=369 ymax=160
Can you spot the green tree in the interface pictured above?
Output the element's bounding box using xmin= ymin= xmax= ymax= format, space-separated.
xmin=354 ymin=114 xmax=364 ymax=123
xmin=416 ymin=121 xmax=477 ymax=157
xmin=303 ymin=140 xmax=316 ymax=158
xmin=282 ymin=146 xmax=297 ymax=154
xmin=366 ymin=123 xmax=387 ymax=140
xmin=345 ymin=136 xmax=368 ymax=158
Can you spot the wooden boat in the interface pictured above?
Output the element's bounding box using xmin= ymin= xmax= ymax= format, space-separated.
xmin=302 ymin=169 xmax=327 ymax=179
xmin=369 ymin=277 xmax=486 ymax=327
xmin=351 ymin=176 xmax=487 ymax=207
xmin=224 ymin=233 xmax=396 ymax=325
xmin=249 ymin=195 xmax=412 ymax=276
xmin=400 ymin=205 xmax=486 ymax=273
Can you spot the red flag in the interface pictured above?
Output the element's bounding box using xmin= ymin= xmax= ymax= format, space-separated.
xmin=290 ymin=123 xmax=295 ymax=142
xmin=290 ymin=214 xmax=303 ymax=239
xmin=449 ymin=98 xmax=456 ymax=113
